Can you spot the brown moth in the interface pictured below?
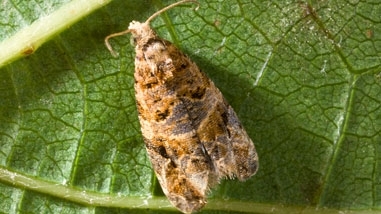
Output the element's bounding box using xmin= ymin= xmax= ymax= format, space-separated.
xmin=105 ymin=0 xmax=258 ymax=213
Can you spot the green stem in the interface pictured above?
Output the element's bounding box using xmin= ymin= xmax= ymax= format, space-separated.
xmin=0 ymin=0 xmax=112 ymax=68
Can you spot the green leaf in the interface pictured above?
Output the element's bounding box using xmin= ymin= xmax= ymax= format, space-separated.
xmin=1 ymin=0 xmax=380 ymax=213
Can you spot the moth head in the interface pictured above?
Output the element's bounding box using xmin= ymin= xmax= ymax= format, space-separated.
xmin=104 ymin=0 xmax=199 ymax=57
xmin=127 ymin=21 xmax=155 ymax=46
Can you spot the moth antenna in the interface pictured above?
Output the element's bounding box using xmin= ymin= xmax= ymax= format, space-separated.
xmin=105 ymin=0 xmax=199 ymax=57
xmin=105 ymin=29 xmax=132 ymax=57
xmin=145 ymin=0 xmax=199 ymax=24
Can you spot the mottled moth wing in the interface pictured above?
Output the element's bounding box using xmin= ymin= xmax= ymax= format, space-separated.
xmin=130 ymin=21 xmax=258 ymax=213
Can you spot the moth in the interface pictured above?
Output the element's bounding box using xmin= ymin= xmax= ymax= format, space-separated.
xmin=105 ymin=0 xmax=258 ymax=213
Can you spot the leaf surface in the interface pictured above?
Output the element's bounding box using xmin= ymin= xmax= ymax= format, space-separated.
xmin=0 ymin=0 xmax=380 ymax=213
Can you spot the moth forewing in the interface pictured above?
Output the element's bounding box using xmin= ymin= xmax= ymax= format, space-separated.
xmin=105 ymin=1 xmax=258 ymax=213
